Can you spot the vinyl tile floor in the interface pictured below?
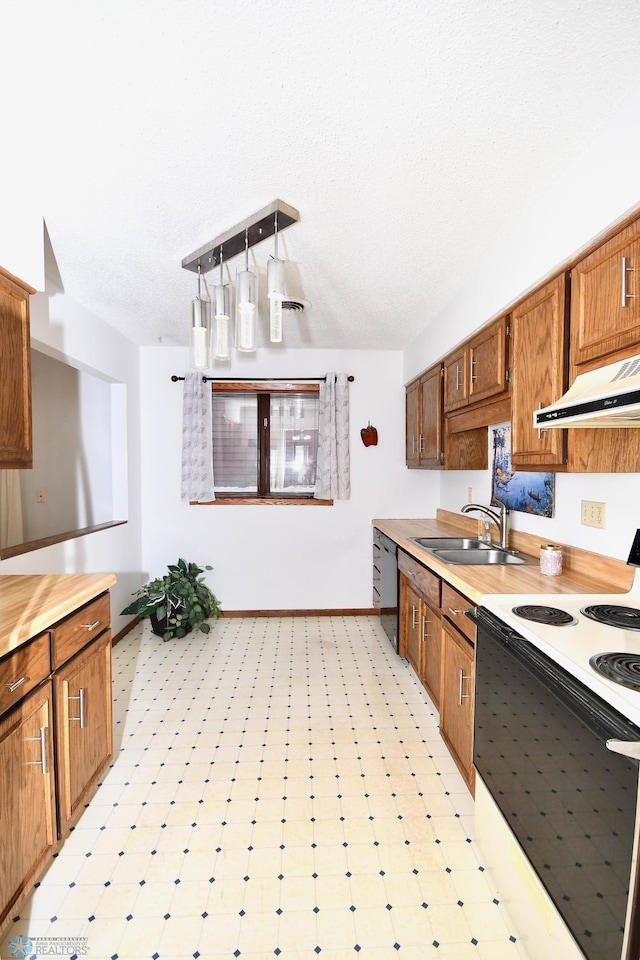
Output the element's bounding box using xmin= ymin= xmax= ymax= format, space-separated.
xmin=1 ymin=616 xmax=530 ymax=960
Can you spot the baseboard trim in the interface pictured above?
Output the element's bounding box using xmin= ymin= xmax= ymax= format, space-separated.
xmin=219 ymin=608 xmax=378 ymax=618
xmin=113 ymin=609 xmax=379 ymax=642
xmin=112 ymin=615 xmax=141 ymax=646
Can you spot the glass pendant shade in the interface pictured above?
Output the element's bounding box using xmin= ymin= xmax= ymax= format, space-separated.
xmin=236 ymin=268 xmax=257 ymax=353
xmin=267 ymin=257 xmax=285 ymax=343
xmin=212 ymin=283 xmax=232 ymax=361
xmin=191 ymin=292 xmax=211 ymax=369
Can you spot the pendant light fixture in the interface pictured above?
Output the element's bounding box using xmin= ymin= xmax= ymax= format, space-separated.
xmin=182 ymin=200 xmax=302 ymax=358
xmin=190 ymin=266 xmax=211 ymax=369
xmin=212 ymin=246 xmax=232 ymax=361
xmin=267 ymin=210 xmax=285 ymax=343
xmin=236 ymin=228 xmax=257 ymax=353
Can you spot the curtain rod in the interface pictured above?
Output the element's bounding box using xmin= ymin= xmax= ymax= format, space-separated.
xmin=170 ymin=375 xmax=354 ymax=383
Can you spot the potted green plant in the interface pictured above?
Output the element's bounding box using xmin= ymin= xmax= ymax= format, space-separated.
xmin=121 ymin=559 xmax=221 ymax=641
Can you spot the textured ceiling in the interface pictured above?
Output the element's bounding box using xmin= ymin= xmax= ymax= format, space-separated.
xmin=3 ymin=0 xmax=640 ymax=350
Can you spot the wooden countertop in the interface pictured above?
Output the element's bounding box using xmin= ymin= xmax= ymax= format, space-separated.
xmin=0 ymin=573 xmax=116 ymax=659
xmin=374 ymin=510 xmax=634 ymax=604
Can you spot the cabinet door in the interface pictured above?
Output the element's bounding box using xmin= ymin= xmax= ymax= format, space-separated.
xmin=54 ymin=632 xmax=113 ymax=837
xmin=572 ymin=219 xmax=640 ymax=367
xmin=440 ymin=620 xmax=475 ymax=793
xmin=0 ymin=268 xmax=34 ymax=469
xmin=399 ymin=576 xmax=422 ymax=677
xmin=419 ymin=366 xmax=444 ymax=467
xmin=511 ymin=274 xmax=568 ymax=469
xmin=443 ymin=347 xmax=468 ymax=412
xmin=420 ymin=600 xmax=442 ymax=710
xmin=468 ymin=316 xmax=509 ymax=405
xmin=0 ymin=680 xmax=56 ymax=929
xmin=405 ymin=379 xmax=421 ymax=467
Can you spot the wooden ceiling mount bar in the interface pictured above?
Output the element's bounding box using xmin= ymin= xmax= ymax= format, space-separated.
xmin=182 ymin=199 xmax=300 ymax=275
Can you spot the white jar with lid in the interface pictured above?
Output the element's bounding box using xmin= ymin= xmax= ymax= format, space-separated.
xmin=540 ymin=543 xmax=563 ymax=576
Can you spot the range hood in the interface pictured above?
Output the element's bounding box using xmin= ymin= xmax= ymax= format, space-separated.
xmin=534 ymin=354 xmax=640 ymax=429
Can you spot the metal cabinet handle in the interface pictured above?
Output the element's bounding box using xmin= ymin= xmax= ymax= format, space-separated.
xmin=536 ymin=401 xmax=543 ymax=439
xmin=422 ymin=616 xmax=430 ymax=640
xmin=6 ymin=676 xmax=27 ymax=692
xmin=411 ymin=604 xmax=419 ymax=629
xmin=81 ymin=620 xmax=100 ymax=631
xmin=455 ymin=365 xmax=462 ymax=390
xmin=606 ymin=738 xmax=640 ymax=760
xmin=419 ymin=434 xmax=424 ymax=453
xmin=69 ymin=687 xmax=85 ymax=728
xmin=458 ymin=669 xmax=471 ymax=705
xmin=470 ymin=358 xmax=477 ymax=383
xmin=621 ymin=256 xmax=635 ymax=307
xmin=25 ymin=726 xmax=48 ymax=774
xmin=448 ymin=607 xmax=465 ymax=616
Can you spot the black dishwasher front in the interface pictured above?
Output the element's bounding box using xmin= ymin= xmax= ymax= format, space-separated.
xmin=378 ymin=532 xmax=398 ymax=652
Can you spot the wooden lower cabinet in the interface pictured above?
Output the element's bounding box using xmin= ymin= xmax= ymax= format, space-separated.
xmin=0 ymin=680 xmax=56 ymax=930
xmin=401 ymin=576 xmax=423 ymax=677
xmin=440 ymin=618 xmax=475 ymax=793
xmin=54 ymin=630 xmax=113 ymax=837
xmin=400 ymin=575 xmax=443 ymax=709
xmin=420 ymin=600 xmax=442 ymax=709
xmin=0 ymin=587 xmax=113 ymax=937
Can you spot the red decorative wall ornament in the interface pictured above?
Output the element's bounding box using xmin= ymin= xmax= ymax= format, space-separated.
xmin=360 ymin=422 xmax=378 ymax=447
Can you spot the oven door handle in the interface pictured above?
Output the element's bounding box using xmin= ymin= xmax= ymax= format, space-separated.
xmin=606 ymin=738 xmax=640 ymax=760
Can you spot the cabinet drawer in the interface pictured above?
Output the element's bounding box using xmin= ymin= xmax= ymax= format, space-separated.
xmin=441 ymin=583 xmax=475 ymax=644
xmin=0 ymin=633 xmax=50 ymax=718
xmin=51 ymin=592 xmax=111 ymax=669
xmin=398 ymin=550 xmax=440 ymax=607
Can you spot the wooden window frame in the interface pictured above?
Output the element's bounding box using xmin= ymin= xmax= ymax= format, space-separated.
xmin=197 ymin=381 xmax=332 ymax=506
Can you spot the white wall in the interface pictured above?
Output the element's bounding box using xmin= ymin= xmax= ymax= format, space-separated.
xmin=403 ymin=91 xmax=640 ymax=566
xmin=20 ymin=351 xmax=114 ymax=540
xmin=0 ymin=268 xmax=143 ymax=638
xmin=139 ymin=346 xmax=437 ymax=611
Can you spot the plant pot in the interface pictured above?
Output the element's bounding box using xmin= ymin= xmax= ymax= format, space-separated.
xmin=149 ymin=611 xmax=192 ymax=640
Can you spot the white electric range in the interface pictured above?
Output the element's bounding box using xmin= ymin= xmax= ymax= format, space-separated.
xmin=481 ymin=571 xmax=640 ymax=728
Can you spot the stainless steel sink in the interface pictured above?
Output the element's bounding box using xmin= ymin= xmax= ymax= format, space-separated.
xmin=410 ymin=536 xmax=531 ymax=565
xmin=410 ymin=537 xmax=491 ymax=550
xmin=432 ymin=548 xmax=528 ymax=565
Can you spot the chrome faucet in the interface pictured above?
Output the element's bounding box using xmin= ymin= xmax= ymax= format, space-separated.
xmin=461 ymin=501 xmax=510 ymax=550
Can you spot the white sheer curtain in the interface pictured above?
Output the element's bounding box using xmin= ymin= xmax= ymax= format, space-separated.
xmin=181 ymin=372 xmax=215 ymax=502
xmin=314 ymin=373 xmax=351 ymax=500
xmin=0 ymin=470 xmax=24 ymax=548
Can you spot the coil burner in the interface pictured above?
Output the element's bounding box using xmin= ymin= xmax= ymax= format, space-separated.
xmin=581 ymin=605 xmax=640 ymax=630
xmin=512 ymin=604 xmax=577 ymax=626
xmin=589 ymin=652 xmax=640 ymax=691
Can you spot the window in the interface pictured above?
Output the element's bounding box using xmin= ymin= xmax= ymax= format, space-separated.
xmin=211 ymin=383 xmax=322 ymax=501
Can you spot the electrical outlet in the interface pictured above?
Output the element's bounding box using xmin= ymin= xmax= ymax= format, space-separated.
xmin=37 ymin=489 xmax=46 ymax=503
xmin=581 ymin=499 xmax=606 ymax=529
xmin=467 ymin=487 xmax=473 ymax=502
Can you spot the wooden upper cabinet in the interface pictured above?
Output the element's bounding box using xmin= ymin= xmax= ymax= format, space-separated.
xmin=405 ymin=364 xmax=443 ymax=469
xmin=405 ymin=378 xmax=421 ymax=468
xmin=419 ymin=365 xmax=444 ymax=467
xmin=0 ymin=267 xmax=35 ymax=469
xmin=468 ymin=316 xmax=509 ymax=404
xmin=443 ymin=317 xmax=509 ymax=413
xmin=571 ymin=218 xmax=640 ymax=369
xmin=443 ymin=345 xmax=468 ymax=411
xmin=510 ymin=273 xmax=569 ymax=470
